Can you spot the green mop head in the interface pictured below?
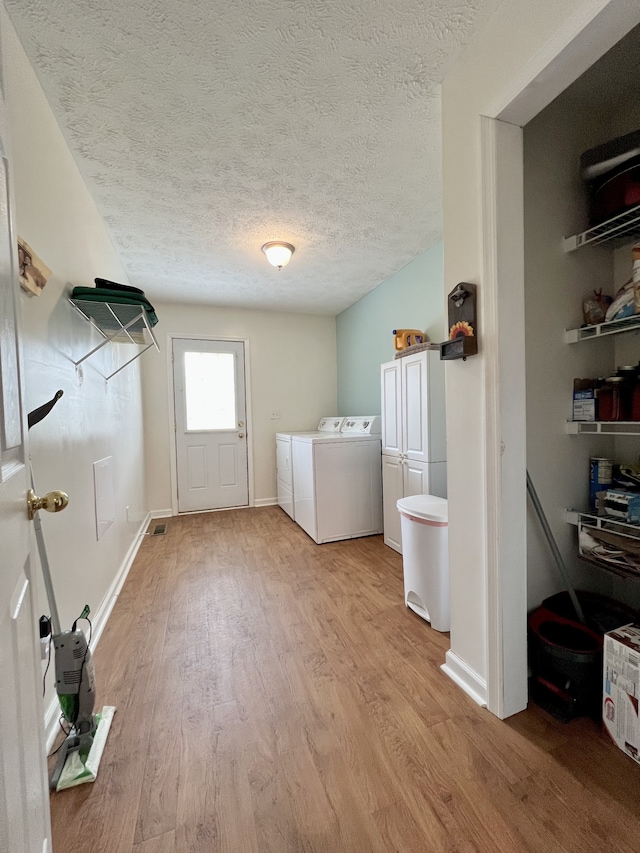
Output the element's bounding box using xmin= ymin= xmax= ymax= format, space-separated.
xmin=56 ymin=706 xmax=116 ymax=791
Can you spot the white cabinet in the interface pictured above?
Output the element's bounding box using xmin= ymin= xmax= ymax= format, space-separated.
xmin=381 ymin=350 xmax=446 ymax=553
xmin=382 ymin=455 xmax=447 ymax=552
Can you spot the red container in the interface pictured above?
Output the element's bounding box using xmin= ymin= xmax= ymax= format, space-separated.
xmin=599 ymin=376 xmax=624 ymax=421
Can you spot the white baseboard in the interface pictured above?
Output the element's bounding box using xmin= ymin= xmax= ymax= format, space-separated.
xmin=150 ymin=508 xmax=172 ymax=519
xmin=441 ymin=649 xmax=488 ymax=708
xmin=254 ymin=497 xmax=277 ymax=507
xmin=44 ymin=511 xmax=152 ymax=750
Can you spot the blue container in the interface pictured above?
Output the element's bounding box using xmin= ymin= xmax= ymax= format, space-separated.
xmin=589 ymin=457 xmax=613 ymax=511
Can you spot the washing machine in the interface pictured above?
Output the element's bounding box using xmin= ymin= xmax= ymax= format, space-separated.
xmin=291 ymin=416 xmax=382 ymax=543
xmin=276 ymin=417 xmax=344 ymax=519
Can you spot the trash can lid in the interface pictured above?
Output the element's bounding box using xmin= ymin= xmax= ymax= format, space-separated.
xmin=397 ymin=494 xmax=448 ymax=524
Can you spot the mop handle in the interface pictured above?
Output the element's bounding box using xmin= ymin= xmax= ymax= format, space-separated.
xmin=31 ymin=464 xmax=62 ymax=636
xmin=27 ymin=390 xmax=65 ymax=636
xmin=526 ymin=471 xmax=586 ymax=625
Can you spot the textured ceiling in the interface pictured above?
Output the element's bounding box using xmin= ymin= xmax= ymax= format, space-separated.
xmin=6 ymin=0 xmax=498 ymax=315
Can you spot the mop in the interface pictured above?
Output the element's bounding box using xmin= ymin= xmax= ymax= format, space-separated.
xmin=29 ymin=390 xmax=115 ymax=791
xmin=526 ymin=470 xmax=586 ymax=625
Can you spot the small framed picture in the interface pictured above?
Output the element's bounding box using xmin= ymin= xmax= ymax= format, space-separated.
xmin=18 ymin=237 xmax=51 ymax=296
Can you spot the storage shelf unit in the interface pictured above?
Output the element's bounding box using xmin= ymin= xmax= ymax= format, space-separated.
xmin=566 ymin=420 xmax=640 ymax=435
xmin=563 ymin=203 xmax=640 ymax=252
xmin=561 ymin=184 xmax=640 ymax=577
xmin=69 ymin=297 xmax=159 ymax=380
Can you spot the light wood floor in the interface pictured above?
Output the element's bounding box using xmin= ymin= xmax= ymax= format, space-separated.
xmin=50 ymin=507 xmax=640 ymax=853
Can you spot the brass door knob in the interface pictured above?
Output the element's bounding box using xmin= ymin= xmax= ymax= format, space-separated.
xmin=27 ymin=489 xmax=69 ymax=520
xmin=238 ymin=433 xmax=245 ymax=438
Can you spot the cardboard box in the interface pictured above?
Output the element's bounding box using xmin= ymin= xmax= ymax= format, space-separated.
xmin=603 ymin=624 xmax=640 ymax=765
xmin=599 ymin=489 xmax=640 ymax=523
xmin=573 ymin=384 xmax=596 ymax=421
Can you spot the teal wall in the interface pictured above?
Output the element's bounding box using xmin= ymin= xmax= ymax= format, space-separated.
xmin=336 ymin=243 xmax=444 ymax=414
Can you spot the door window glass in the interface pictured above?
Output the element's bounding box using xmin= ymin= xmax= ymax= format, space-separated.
xmin=184 ymin=351 xmax=236 ymax=430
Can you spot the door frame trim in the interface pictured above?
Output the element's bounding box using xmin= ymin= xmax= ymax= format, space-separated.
xmin=166 ymin=332 xmax=254 ymax=516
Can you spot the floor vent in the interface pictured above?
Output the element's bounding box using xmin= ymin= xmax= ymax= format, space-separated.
xmin=151 ymin=523 xmax=167 ymax=536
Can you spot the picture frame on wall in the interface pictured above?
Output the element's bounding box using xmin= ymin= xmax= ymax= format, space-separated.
xmin=18 ymin=237 xmax=51 ymax=296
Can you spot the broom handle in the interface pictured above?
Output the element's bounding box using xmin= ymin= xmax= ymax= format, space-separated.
xmin=526 ymin=471 xmax=586 ymax=625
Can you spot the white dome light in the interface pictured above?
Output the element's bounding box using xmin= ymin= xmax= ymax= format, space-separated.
xmin=261 ymin=241 xmax=295 ymax=269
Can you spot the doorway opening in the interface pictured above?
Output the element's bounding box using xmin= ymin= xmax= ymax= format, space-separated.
xmin=480 ymin=10 xmax=640 ymax=718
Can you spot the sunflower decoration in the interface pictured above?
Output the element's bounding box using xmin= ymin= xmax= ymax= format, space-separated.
xmin=449 ymin=320 xmax=474 ymax=340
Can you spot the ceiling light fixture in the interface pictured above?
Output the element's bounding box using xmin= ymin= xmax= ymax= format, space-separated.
xmin=261 ymin=241 xmax=295 ymax=270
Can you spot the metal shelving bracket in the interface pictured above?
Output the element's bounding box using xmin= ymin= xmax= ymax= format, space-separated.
xmin=69 ymin=297 xmax=159 ymax=381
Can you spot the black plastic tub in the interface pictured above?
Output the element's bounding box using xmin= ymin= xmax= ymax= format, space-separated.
xmin=541 ymin=590 xmax=640 ymax=635
xmin=528 ymin=607 xmax=603 ymax=721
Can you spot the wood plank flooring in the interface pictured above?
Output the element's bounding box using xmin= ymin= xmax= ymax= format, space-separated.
xmin=49 ymin=508 xmax=640 ymax=852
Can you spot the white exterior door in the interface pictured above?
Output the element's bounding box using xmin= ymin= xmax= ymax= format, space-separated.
xmin=173 ymin=338 xmax=249 ymax=513
xmin=0 ymin=137 xmax=51 ymax=850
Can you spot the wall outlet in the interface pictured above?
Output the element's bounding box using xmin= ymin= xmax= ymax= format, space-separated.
xmin=271 ymin=409 xmax=280 ymax=419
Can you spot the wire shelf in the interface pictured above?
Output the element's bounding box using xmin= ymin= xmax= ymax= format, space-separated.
xmin=563 ymin=204 xmax=640 ymax=252
xmin=69 ymin=297 xmax=159 ymax=380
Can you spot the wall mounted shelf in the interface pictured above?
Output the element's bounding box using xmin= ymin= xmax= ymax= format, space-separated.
xmin=565 ymin=315 xmax=640 ymax=343
xmin=565 ymin=509 xmax=640 ymax=533
xmin=566 ymin=510 xmax=640 ymax=579
xmin=69 ymin=297 xmax=159 ymax=381
xmin=563 ymin=203 xmax=640 ymax=252
xmin=566 ymin=420 xmax=640 ymax=435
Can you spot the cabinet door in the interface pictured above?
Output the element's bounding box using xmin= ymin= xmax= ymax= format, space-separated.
xmin=403 ymin=458 xmax=447 ymax=499
xmin=382 ymin=455 xmax=403 ymax=552
xmin=403 ymin=458 xmax=430 ymax=497
xmin=402 ymin=351 xmax=429 ymax=461
xmin=381 ymin=360 xmax=402 ymax=456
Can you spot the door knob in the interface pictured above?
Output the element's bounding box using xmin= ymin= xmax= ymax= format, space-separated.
xmin=27 ymin=489 xmax=69 ymax=520
xmin=238 ymin=433 xmax=245 ymax=439
xmin=238 ymin=421 xmax=245 ymax=427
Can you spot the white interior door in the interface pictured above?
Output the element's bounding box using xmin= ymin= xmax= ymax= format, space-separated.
xmin=173 ymin=338 xmax=249 ymax=513
xmin=0 ymin=141 xmax=51 ymax=849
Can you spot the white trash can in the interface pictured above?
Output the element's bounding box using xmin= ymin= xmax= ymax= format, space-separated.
xmin=397 ymin=494 xmax=449 ymax=632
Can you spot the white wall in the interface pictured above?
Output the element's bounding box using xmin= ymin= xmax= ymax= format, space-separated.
xmin=441 ymin=0 xmax=639 ymax=707
xmin=142 ymin=302 xmax=337 ymax=512
xmin=2 ymin=10 xmax=147 ymax=713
